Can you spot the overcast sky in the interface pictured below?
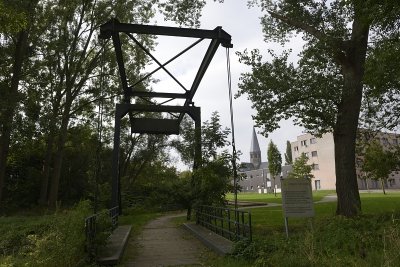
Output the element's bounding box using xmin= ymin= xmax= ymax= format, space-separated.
xmin=147 ymin=1 xmax=305 ymax=167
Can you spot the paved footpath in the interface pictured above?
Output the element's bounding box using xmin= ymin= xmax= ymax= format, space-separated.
xmin=124 ymin=213 xmax=206 ymax=267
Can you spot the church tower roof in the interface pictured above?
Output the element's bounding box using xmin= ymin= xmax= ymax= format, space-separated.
xmin=250 ymin=127 xmax=261 ymax=153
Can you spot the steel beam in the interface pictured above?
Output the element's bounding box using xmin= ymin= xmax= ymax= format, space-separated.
xmin=128 ymin=90 xmax=187 ymax=99
xmin=100 ymin=18 xmax=232 ymax=48
xmin=116 ymin=103 xmax=200 ymax=120
xmin=111 ymin=33 xmax=129 ymax=101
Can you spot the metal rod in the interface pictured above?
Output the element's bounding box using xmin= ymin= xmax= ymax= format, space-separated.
xmin=126 ymin=33 xmax=188 ymax=92
xmin=131 ymin=38 xmax=204 ymax=88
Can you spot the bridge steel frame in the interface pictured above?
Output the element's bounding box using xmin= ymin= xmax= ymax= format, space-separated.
xmin=99 ymin=18 xmax=232 ymax=213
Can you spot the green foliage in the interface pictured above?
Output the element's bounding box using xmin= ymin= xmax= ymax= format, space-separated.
xmin=362 ymin=141 xmax=398 ymax=194
xmin=363 ymin=141 xmax=398 ymax=181
xmin=236 ymin=45 xmax=341 ymax=137
xmin=238 ymin=0 xmax=400 ymax=217
xmin=172 ymin=112 xmax=230 ymax=166
xmin=171 ymin=112 xmax=233 ymax=218
xmin=284 ymin=140 xmax=292 ymax=165
xmin=0 ymin=200 xmax=93 ymax=266
xmin=231 ymin=239 xmax=260 ymax=260
xmin=267 ymin=140 xmax=281 ymax=178
xmin=287 ymin=153 xmax=314 ymax=180
xmin=228 ymin=198 xmax=400 ymax=266
xmin=158 ymin=0 xmax=206 ymax=28
xmin=0 ymin=1 xmax=27 ymax=33
xmin=194 ymin=154 xmax=233 ymax=207
xmin=201 ymin=111 xmax=231 ymax=162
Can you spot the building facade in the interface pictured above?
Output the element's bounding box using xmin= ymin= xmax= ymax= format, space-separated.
xmin=238 ymin=128 xmax=292 ymax=193
xmin=291 ymin=131 xmax=400 ymax=190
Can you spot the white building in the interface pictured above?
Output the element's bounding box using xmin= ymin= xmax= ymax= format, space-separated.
xmin=291 ymin=131 xmax=400 ymax=190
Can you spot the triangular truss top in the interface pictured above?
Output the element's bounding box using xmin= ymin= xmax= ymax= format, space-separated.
xmin=99 ymin=18 xmax=232 ymax=134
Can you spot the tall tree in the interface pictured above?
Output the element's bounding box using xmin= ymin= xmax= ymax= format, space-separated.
xmin=284 ymin=140 xmax=292 ymax=165
xmin=172 ymin=112 xmax=232 ymax=219
xmin=362 ymin=141 xmax=397 ymax=195
xmin=267 ymin=140 xmax=281 ymax=196
xmin=0 ymin=0 xmax=39 ymax=203
xmin=201 ymin=111 xmax=230 ymax=162
xmin=237 ymin=1 xmax=400 ymax=217
xmin=287 ymin=153 xmax=314 ymax=180
xmin=35 ymin=0 xmax=157 ymax=207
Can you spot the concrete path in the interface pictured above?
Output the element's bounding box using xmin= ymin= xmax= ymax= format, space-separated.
xmin=124 ymin=213 xmax=206 ymax=267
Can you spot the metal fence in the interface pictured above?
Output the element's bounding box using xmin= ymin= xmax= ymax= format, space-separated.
xmin=85 ymin=206 xmax=119 ymax=259
xmin=196 ymin=205 xmax=252 ymax=241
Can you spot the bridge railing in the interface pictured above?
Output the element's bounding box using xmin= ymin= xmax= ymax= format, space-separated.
xmin=85 ymin=206 xmax=119 ymax=260
xmin=196 ymin=205 xmax=252 ymax=241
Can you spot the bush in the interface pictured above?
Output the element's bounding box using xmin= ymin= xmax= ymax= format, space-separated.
xmin=0 ymin=200 xmax=94 ymax=266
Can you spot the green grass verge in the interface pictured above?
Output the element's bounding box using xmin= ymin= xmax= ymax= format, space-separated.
xmin=0 ymin=201 xmax=93 ymax=267
xmin=225 ymin=192 xmax=400 ymax=266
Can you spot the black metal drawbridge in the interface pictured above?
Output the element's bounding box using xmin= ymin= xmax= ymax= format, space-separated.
xmin=99 ymin=19 xmax=233 ymax=213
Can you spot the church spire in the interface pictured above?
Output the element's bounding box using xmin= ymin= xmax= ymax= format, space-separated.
xmin=250 ymin=127 xmax=261 ymax=153
xmin=250 ymin=127 xmax=261 ymax=169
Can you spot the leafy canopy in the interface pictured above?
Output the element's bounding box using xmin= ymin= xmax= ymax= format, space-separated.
xmin=362 ymin=141 xmax=398 ymax=182
xmin=288 ymin=153 xmax=314 ymax=180
xmin=267 ymin=140 xmax=281 ymax=177
xmin=284 ymin=140 xmax=292 ymax=165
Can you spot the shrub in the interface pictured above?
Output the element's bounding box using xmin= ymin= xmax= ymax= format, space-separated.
xmin=238 ymin=213 xmax=400 ymax=266
xmin=0 ymin=200 xmax=94 ymax=266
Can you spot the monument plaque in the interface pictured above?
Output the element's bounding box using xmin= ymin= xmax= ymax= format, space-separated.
xmin=281 ymin=178 xmax=314 ymax=217
xmin=281 ymin=178 xmax=314 ymax=237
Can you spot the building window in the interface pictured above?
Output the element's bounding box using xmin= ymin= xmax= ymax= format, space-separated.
xmin=301 ymin=140 xmax=308 ymax=147
xmin=250 ymin=185 xmax=253 ymax=190
xmin=310 ymin=138 xmax=317 ymax=144
xmin=311 ymin=151 xmax=318 ymax=157
xmin=294 ymin=146 xmax=299 ymax=151
xmin=382 ymin=138 xmax=389 ymax=145
xmin=304 ymin=152 xmax=309 ymax=158
xmin=313 ymin=164 xmax=319 ymax=170
xmin=393 ymin=139 xmax=399 ymax=145
xmin=315 ymin=180 xmax=321 ymax=190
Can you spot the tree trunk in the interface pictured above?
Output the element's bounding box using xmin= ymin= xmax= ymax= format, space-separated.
xmin=186 ymin=206 xmax=192 ymax=221
xmin=48 ymin=99 xmax=72 ymax=208
xmin=334 ymin=65 xmax=364 ymax=216
xmin=39 ymin=97 xmax=62 ymax=205
xmin=38 ymin=133 xmax=54 ymax=205
xmin=381 ymin=179 xmax=386 ymax=195
xmin=0 ymin=30 xmax=28 ymax=204
xmin=334 ymin=127 xmax=362 ymax=216
xmin=333 ymin=9 xmax=370 ymax=217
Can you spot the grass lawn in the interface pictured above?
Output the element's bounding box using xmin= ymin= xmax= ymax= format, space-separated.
xmin=223 ymin=191 xmax=400 ymax=266
xmin=225 ymin=189 xmax=336 ymax=204
xmin=247 ymin=191 xmax=400 ymax=235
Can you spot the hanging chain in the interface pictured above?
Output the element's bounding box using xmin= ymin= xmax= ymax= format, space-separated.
xmin=226 ymin=48 xmax=239 ymax=213
xmin=94 ymin=39 xmax=106 ymax=213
